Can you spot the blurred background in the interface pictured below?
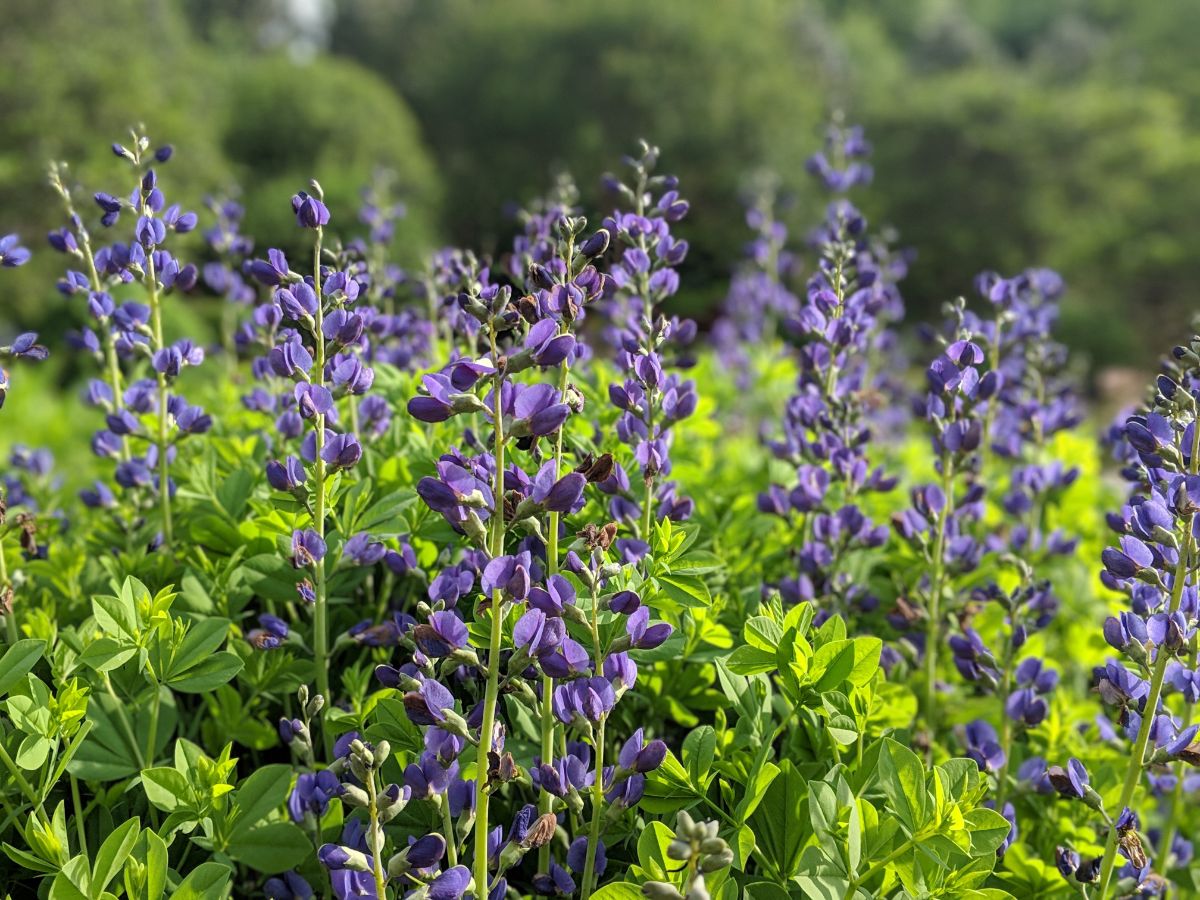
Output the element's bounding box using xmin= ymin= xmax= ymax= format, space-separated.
xmin=3 ymin=0 xmax=1199 ymax=383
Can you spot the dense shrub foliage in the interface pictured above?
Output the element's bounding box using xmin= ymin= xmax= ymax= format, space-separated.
xmin=0 ymin=122 xmax=1195 ymax=900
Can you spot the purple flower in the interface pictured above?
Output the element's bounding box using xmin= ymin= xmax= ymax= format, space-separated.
xmin=553 ymin=677 xmax=616 ymax=724
xmin=6 ymin=333 xmax=49 ymax=361
xmin=0 ymin=235 xmax=30 ymax=268
xmin=617 ymin=728 xmax=667 ymax=773
xmin=413 ymin=612 xmax=469 ymax=658
xmin=263 ymin=872 xmax=314 ymax=900
xmin=289 ymin=770 xmax=343 ymax=821
xmin=321 ymin=432 xmax=362 ymax=470
xmin=343 ymin=532 xmax=386 ymax=566
xmin=482 ymin=552 xmax=534 ymax=601
xmin=625 ymin=606 xmax=672 ymax=650
xmin=428 ymin=866 xmax=471 ymax=900
xmin=291 ymin=529 xmax=327 ymax=569
xmin=292 ymin=191 xmax=331 ymax=229
xmin=566 ymin=836 xmax=606 ymax=876
xmin=1046 ymin=758 xmax=1090 ymax=800
xmin=247 ymin=613 xmax=289 ymax=650
xmin=267 ymin=456 xmax=307 ymax=492
xmin=277 ymin=282 xmax=319 ymax=319
xmin=963 ymin=720 xmax=1005 ymax=772
xmin=403 ymin=678 xmax=456 ymax=727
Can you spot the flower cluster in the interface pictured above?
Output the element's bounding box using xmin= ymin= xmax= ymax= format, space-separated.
xmin=758 ymin=123 xmax=901 ymax=623
xmin=711 ymin=178 xmax=801 ymax=387
xmin=397 ymin=175 xmax=676 ymax=899
xmin=602 ymin=141 xmax=697 ymax=537
xmin=47 ymin=134 xmax=205 ymax=548
xmin=1057 ymin=334 xmax=1200 ymax=896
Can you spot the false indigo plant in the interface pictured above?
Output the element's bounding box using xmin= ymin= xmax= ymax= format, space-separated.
xmin=602 ymin=141 xmax=697 ymax=538
xmin=1065 ymin=335 xmax=1200 ymax=897
xmin=0 ymin=119 xmax=1179 ymax=900
xmin=404 ymin=194 xmax=673 ymax=899
xmin=48 ymin=133 xmax=205 ymax=550
xmin=758 ymin=123 xmax=899 ymax=624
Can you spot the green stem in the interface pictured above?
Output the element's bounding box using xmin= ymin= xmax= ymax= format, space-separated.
xmin=69 ymin=774 xmax=87 ymax=856
xmin=443 ymin=798 xmax=459 ymax=867
xmin=310 ymin=229 xmax=332 ymax=754
xmin=366 ymin=773 xmax=388 ymax=899
xmin=995 ymin=653 xmax=1015 ymax=809
xmin=1096 ymin=534 xmax=1195 ymax=895
xmin=579 ymin=716 xmax=606 ymax=900
xmin=145 ymin=253 xmax=173 ymax=550
xmin=842 ymin=837 xmax=916 ymax=900
xmin=0 ymin=738 xmax=44 ymax=820
xmin=579 ymin=580 xmax=607 ymax=900
xmin=144 ymin=681 xmax=161 ymax=765
xmin=472 ymin=340 xmax=507 ymax=900
xmin=923 ymin=459 xmax=955 ymax=753
xmin=102 ymin=675 xmax=146 ymax=770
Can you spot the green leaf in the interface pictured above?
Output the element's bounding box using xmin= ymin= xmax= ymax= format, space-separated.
xmin=2 ymin=841 xmax=59 ymax=874
xmin=77 ymin=637 xmax=138 ymax=673
xmin=0 ymin=640 xmax=45 ymax=696
xmin=590 ymin=885 xmax=644 ymax=900
xmin=230 ymin=765 xmax=293 ymax=837
xmin=170 ymin=862 xmax=232 ymax=899
xmin=876 ymin=739 xmax=927 ymax=833
xmin=682 ymin=726 xmax=717 ymax=784
xmin=656 ymin=573 xmax=711 ymax=609
xmin=166 ymin=651 xmax=242 ymax=693
xmin=812 ymin=640 xmax=856 ymax=692
xmin=225 ymin=822 xmax=311 ymax=873
xmin=726 ymin=645 xmax=777 ymax=676
xmin=846 ymin=638 xmax=882 ymax=687
xmin=744 ymin=883 xmax=792 ymax=900
xmin=736 ymin=760 xmax=780 ymax=823
xmin=168 ymin=618 xmax=232 ymax=679
xmin=91 ymin=818 xmax=139 ymax=897
xmin=141 ymin=767 xmax=192 ymax=813
xmin=744 ymin=616 xmax=783 ymax=652
xmin=964 ymin=807 xmax=1013 ymax=857
xmin=635 ymin=820 xmax=676 ymax=881
xmin=92 ymin=584 xmax=139 ymax=642
xmin=139 ymin=829 xmax=168 ymax=900
xmin=70 ymin=692 xmax=176 ymax=781
xmin=749 ymin=760 xmax=805 ymax=877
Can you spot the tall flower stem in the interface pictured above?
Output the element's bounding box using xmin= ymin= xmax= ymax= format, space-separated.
xmin=310 ymin=229 xmax=332 ymax=747
xmin=923 ymin=459 xmax=955 ymax=753
xmin=580 ymin=582 xmax=607 ymax=900
xmin=1154 ymin=637 xmax=1196 ymax=874
xmin=145 ymin=253 xmax=173 ymax=550
xmin=50 ymin=169 xmax=129 ymax=459
xmin=1097 ymin=419 xmax=1199 ymax=895
xmin=472 ymin=335 xmax=507 ymax=900
xmin=994 ymin=655 xmax=1015 ymax=809
xmin=538 ymin=357 xmax=570 ymax=872
xmin=366 ymin=772 xmax=388 ymax=899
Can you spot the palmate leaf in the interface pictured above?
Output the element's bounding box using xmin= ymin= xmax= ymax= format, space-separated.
xmin=69 ymin=691 xmax=177 ymax=781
